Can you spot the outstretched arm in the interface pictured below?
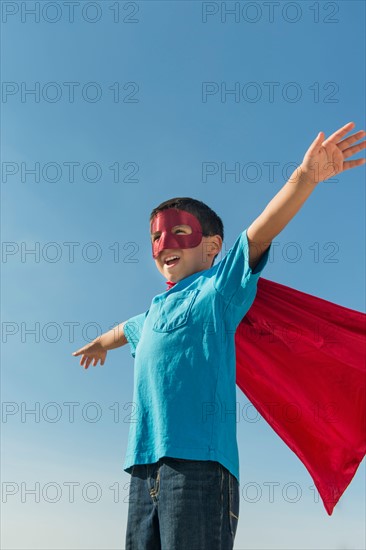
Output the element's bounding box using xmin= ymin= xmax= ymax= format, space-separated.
xmin=72 ymin=322 xmax=128 ymax=369
xmin=247 ymin=121 xmax=366 ymax=271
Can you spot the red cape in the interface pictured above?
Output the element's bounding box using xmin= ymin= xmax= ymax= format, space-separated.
xmin=166 ymin=277 xmax=366 ymax=515
xmin=235 ymin=277 xmax=366 ymax=515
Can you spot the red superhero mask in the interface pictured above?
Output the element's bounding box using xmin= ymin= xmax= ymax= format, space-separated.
xmin=150 ymin=208 xmax=203 ymax=259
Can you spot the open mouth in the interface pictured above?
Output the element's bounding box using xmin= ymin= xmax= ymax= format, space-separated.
xmin=164 ymin=255 xmax=180 ymax=267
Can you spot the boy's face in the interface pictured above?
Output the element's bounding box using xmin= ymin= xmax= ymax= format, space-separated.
xmin=150 ymin=208 xmax=222 ymax=283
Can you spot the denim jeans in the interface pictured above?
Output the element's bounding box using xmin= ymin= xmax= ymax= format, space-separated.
xmin=125 ymin=457 xmax=239 ymax=550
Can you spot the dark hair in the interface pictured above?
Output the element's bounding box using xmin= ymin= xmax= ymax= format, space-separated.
xmin=150 ymin=197 xmax=224 ymax=266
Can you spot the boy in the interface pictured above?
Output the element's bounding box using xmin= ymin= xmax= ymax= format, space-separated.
xmin=73 ymin=122 xmax=365 ymax=549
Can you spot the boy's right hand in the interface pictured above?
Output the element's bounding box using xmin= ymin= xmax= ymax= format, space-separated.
xmin=72 ymin=340 xmax=107 ymax=369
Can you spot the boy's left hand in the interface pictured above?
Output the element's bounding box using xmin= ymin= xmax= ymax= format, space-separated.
xmin=300 ymin=121 xmax=366 ymax=184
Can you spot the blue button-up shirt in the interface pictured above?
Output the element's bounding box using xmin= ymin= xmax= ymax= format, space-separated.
xmin=122 ymin=228 xmax=271 ymax=482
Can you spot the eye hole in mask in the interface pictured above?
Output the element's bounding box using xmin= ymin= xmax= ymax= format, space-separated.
xmin=152 ymin=226 xmax=192 ymax=242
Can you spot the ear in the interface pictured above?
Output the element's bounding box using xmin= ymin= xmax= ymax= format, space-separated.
xmin=210 ymin=235 xmax=223 ymax=255
xmin=202 ymin=235 xmax=222 ymax=260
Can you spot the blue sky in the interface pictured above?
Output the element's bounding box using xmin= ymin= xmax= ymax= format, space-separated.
xmin=1 ymin=1 xmax=365 ymax=549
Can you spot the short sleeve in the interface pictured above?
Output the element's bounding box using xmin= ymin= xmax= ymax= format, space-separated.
xmin=214 ymin=228 xmax=271 ymax=307
xmin=123 ymin=311 xmax=148 ymax=358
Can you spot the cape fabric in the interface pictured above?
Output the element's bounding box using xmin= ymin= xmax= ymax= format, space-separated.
xmin=235 ymin=277 xmax=366 ymax=515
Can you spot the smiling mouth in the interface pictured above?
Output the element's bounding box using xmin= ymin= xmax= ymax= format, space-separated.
xmin=165 ymin=257 xmax=180 ymax=267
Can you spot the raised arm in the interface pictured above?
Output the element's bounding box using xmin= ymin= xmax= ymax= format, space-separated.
xmin=247 ymin=122 xmax=366 ymax=271
xmin=72 ymin=322 xmax=128 ymax=369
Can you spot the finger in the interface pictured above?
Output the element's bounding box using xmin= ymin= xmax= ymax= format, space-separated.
xmin=306 ymin=131 xmax=324 ymax=154
xmin=342 ymin=158 xmax=366 ymax=171
xmin=322 ymin=121 xmax=355 ymax=146
xmin=337 ymin=130 xmax=366 ymax=152
xmin=342 ymin=138 xmax=366 ymax=159
xmin=72 ymin=350 xmax=82 ymax=356
xmin=85 ymin=357 xmax=93 ymax=369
